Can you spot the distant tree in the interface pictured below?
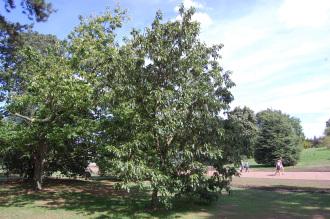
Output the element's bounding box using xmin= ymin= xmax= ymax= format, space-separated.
xmin=254 ymin=109 xmax=304 ymax=166
xmin=303 ymin=139 xmax=312 ymax=149
xmin=326 ymin=118 xmax=330 ymax=128
xmin=225 ymin=106 xmax=257 ymax=158
xmin=324 ymin=118 xmax=330 ymax=136
xmin=322 ymin=118 xmax=330 ymax=148
xmin=311 ymin=136 xmax=322 ymax=147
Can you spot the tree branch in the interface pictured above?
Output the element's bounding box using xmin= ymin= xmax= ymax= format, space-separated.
xmin=11 ymin=112 xmax=52 ymax=123
xmin=13 ymin=113 xmax=34 ymax=122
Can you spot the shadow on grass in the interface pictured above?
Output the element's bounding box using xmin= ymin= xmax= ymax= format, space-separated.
xmin=0 ymin=179 xmax=215 ymax=218
xmin=2 ymin=179 xmax=330 ymax=218
xmin=211 ymin=188 xmax=330 ymax=219
xmin=234 ymin=184 xmax=330 ymax=194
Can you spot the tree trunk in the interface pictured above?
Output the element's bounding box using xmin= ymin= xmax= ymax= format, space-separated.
xmin=151 ymin=188 xmax=158 ymax=209
xmin=33 ymin=143 xmax=47 ymax=191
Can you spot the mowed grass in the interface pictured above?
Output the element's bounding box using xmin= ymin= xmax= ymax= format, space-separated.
xmin=1 ymin=179 xmax=330 ymax=219
xmin=1 ymin=147 xmax=329 ymax=218
xmin=248 ymin=147 xmax=330 ymax=171
xmin=297 ymin=147 xmax=330 ymax=167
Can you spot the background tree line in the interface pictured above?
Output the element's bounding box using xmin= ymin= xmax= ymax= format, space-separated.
xmin=305 ymin=118 xmax=330 ymax=148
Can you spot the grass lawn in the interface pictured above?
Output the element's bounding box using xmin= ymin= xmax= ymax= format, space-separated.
xmin=1 ymin=147 xmax=329 ymax=218
xmin=1 ymin=179 xmax=330 ymax=219
xmin=248 ymin=147 xmax=330 ymax=172
xmin=297 ymin=147 xmax=330 ymax=167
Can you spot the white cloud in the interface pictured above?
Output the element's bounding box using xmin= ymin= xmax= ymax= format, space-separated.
xmin=197 ymin=0 xmax=330 ymax=138
xmin=174 ymin=0 xmax=212 ymax=28
xmin=182 ymin=0 xmax=204 ymax=9
xmin=174 ymin=0 xmax=204 ymax=12
xmin=268 ymin=76 xmax=330 ymax=99
xmin=192 ymin=12 xmax=212 ymax=27
xmin=278 ymin=0 xmax=330 ymax=28
xmin=228 ymin=35 xmax=330 ymax=86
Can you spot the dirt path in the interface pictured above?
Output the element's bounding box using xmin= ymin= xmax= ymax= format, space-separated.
xmin=239 ymin=171 xmax=330 ymax=181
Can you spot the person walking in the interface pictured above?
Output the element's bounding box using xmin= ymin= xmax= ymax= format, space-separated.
xmin=244 ymin=161 xmax=249 ymax=172
xmin=279 ymin=157 xmax=284 ymax=175
xmin=274 ymin=159 xmax=281 ymax=176
xmin=240 ymin=160 xmax=244 ymax=173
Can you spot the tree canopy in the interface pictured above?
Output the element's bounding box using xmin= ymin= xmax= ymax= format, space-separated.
xmin=0 ymin=0 xmax=54 ymax=73
xmin=254 ymin=109 xmax=304 ymax=166
xmin=225 ymin=106 xmax=257 ymax=159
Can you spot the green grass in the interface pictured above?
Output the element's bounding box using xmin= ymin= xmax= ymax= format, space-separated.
xmin=232 ymin=176 xmax=330 ymax=190
xmin=1 ymin=147 xmax=329 ymax=218
xmin=248 ymin=147 xmax=330 ymax=171
xmin=297 ymin=147 xmax=330 ymax=167
xmin=1 ymin=179 xmax=330 ymax=219
xmin=205 ymin=188 xmax=330 ymax=219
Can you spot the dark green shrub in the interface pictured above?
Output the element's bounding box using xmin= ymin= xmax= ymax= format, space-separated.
xmin=254 ymin=109 xmax=304 ymax=166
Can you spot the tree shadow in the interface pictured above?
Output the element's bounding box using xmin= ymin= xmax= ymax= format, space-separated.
xmin=0 ymin=178 xmax=215 ymax=218
xmin=236 ymin=184 xmax=330 ymax=194
xmin=211 ymin=187 xmax=330 ymax=219
xmin=2 ymin=179 xmax=330 ymax=218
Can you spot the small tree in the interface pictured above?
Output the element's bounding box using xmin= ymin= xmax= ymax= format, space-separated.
xmin=322 ymin=118 xmax=330 ymax=148
xmin=254 ymin=109 xmax=304 ymax=166
xmin=324 ymin=118 xmax=330 ymax=137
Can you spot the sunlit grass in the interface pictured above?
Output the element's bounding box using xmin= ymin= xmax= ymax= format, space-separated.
xmin=1 ymin=179 xmax=330 ymax=219
xmin=247 ymin=147 xmax=330 ymax=171
xmin=297 ymin=147 xmax=330 ymax=167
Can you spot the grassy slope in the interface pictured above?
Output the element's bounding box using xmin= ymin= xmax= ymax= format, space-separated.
xmin=1 ymin=180 xmax=330 ymax=219
xmin=297 ymin=147 xmax=330 ymax=167
xmin=248 ymin=147 xmax=330 ymax=171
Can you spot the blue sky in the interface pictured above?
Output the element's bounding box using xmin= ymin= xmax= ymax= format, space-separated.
xmin=2 ymin=0 xmax=329 ymax=138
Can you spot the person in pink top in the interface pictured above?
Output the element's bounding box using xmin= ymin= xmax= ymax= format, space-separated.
xmin=274 ymin=158 xmax=284 ymax=176
xmin=279 ymin=157 xmax=284 ymax=175
xmin=275 ymin=159 xmax=281 ymax=176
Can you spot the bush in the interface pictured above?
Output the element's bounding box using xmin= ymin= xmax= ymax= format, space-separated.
xmin=303 ymin=140 xmax=312 ymax=149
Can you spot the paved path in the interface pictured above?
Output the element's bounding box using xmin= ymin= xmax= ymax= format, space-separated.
xmin=239 ymin=171 xmax=330 ymax=181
